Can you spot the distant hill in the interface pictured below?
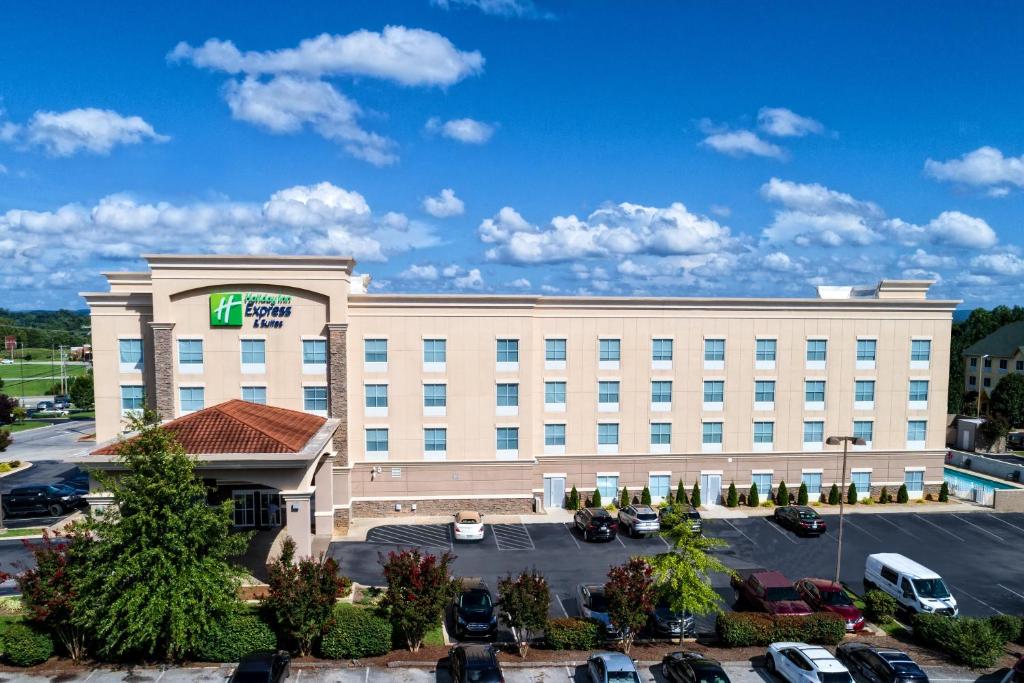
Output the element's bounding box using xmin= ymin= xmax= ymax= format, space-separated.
xmin=0 ymin=309 xmax=91 ymax=350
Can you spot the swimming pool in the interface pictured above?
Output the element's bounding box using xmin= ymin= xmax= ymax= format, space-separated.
xmin=943 ymin=466 xmax=1018 ymax=505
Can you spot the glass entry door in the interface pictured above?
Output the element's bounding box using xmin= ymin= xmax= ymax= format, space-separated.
xmin=258 ymin=491 xmax=282 ymax=527
xmin=232 ymin=490 xmax=256 ymax=527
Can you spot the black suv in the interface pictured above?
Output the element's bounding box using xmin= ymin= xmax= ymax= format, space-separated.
xmin=230 ymin=650 xmax=291 ymax=683
xmin=453 ymin=580 xmax=497 ymax=639
xmin=3 ymin=485 xmax=84 ymax=517
xmin=659 ymin=504 xmax=703 ymax=535
xmin=662 ymin=651 xmax=731 ymax=683
xmin=773 ymin=505 xmax=827 ymax=536
xmin=836 ymin=643 xmax=929 ymax=683
xmin=448 ymin=644 xmax=503 ymax=683
xmin=574 ymin=507 xmax=618 ymax=542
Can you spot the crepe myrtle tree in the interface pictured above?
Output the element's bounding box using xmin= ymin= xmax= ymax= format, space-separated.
xmin=497 ymin=569 xmax=549 ymax=657
xmin=380 ymin=548 xmax=460 ymax=651
xmin=604 ymin=557 xmax=656 ymax=654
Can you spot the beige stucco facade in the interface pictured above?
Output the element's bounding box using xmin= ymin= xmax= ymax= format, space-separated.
xmin=81 ymin=255 xmax=958 ymax=533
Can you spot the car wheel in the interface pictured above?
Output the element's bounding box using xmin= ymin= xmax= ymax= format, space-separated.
xmin=584 ymin=530 xmax=591 ymax=542
xmin=765 ymin=653 xmax=776 ymax=673
xmin=47 ymin=504 xmax=63 ymax=517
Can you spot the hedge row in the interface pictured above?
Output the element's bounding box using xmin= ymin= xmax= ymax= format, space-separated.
xmin=545 ymin=618 xmax=603 ymax=650
xmin=716 ymin=612 xmax=845 ymax=647
xmin=912 ymin=613 xmax=1005 ymax=668
xmin=195 ymin=612 xmax=277 ymax=663
xmin=862 ymin=589 xmax=898 ymax=623
xmin=320 ymin=604 xmax=392 ymax=659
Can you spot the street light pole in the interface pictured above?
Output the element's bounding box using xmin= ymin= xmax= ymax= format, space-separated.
xmin=976 ymin=354 xmax=989 ymax=417
xmin=826 ymin=435 xmax=866 ymax=586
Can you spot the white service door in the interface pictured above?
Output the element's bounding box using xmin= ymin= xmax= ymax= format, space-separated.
xmin=544 ymin=476 xmax=566 ymax=508
xmin=701 ymin=474 xmax=723 ymax=506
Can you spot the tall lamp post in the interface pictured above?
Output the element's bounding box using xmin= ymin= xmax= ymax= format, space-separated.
xmin=826 ymin=435 xmax=867 ymax=586
xmin=976 ymin=354 xmax=990 ymax=417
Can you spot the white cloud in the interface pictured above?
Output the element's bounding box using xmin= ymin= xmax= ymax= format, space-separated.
xmin=925 ymin=211 xmax=997 ymax=249
xmin=760 ymin=178 xmax=880 ymax=216
xmin=401 ymin=264 xmax=440 ymax=280
xmin=454 ymin=268 xmax=485 ymax=289
xmin=426 ymin=117 xmax=495 ymax=144
xmin=431 ymin=0 xmax=549 ymax=18
xmin=970 ymin=253 xmax=1024 ymax=277
xmin=700 ymin=130 xmax=786 ymax=160
xmin=708 ymin=204 xmax=731 ymax=217
xmin=169 ymin=27 xmax=484 ymax=86
xmin=924 ymin=146 xmax=1024 ymax=194
xmin=1 ymin=107 xmax=167 ymax=157
xmin=898 ymin=249 xmax=956 ymax=270
xmin=509 ymin=277 xmax=531 ymax=288
xmin=757 ymin=107 xmax=824 ymax=138
xmin=422 ymin=188 xmax=465 ymax=217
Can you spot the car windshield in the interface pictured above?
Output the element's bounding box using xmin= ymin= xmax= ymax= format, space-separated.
xmin=819 ymin=674 xmax=852 ymax=683
xmin=912 ymin=578 xmax=950 ymax=599
xmin=467 ymin=668 xmax=502 ymax=683
xmin=890 ymin=663 xmax=923 ymax=675
xmin=459 ymin=517 xmax=480 ymax=525
xmin=820 ymin=590 xmax=853 ymax=606
xmin=798 ymin=509 xmax=819 ymax=519
xmin=53 ymin=484 xmax=77 ymax=493
xmin=587 ymin=592 xmax=608 ymax=611
xmin=765 ymin=587 xmax=801 ymax=602
xmin=608 ymin=672 xmax=641 ymax=683
xmin=637 ymin=512 xmax=657 ymax=520
xmin=232 ymin=671 xmax=271 ymax=683
xmin=461 ymin=592 xmax=492 ymax=609
xmin=695 ymin=673 xmax=730 ymax=683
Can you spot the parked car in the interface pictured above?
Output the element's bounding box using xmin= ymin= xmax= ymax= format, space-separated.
xmin=662 ymin=651 xmax=732 ymax=683
xmin=649 ymin=600 xmax=695 ymax=639
xmin=587 ymin=652 xmax=641 ymax=683
xmin=0 ymin=359 xmax=12 ymax=365
xmin=835 ymin=643 xmax=929 ymax=683
xmin=864 ymin=553 xmax=958 ymax=617
xmin=453 ymin=510 xmax=485 ymax=542
xmin=773 ymin=505 xmax=827 ymax=536
xmin=731 ymin=571 xmax=812 ymax=616
xmin=2 ymin=485 xmax=85 ymax=517
xmin=448 ymin=644 xmax=503 ymax=683
xmin=765 ymin=642 xmax=853 ymax=683
xmin=576 ymin=584 xmax=619 ymax=637
xmin=230 ymin=650 xmax=290 ymax=683
xmin=794 ymin=578 xmax=865 ymax=631
xmin=574 ymin=507 xmax=618 ymax=542
xmin=1007 ymin=655 xmax=1024 ymax=683
xmin=452 ymin=580 xmax=497 ymax=639
xmin=34 ymin=401 xmax=54 ymax=412
xmin=659 ymin=504 xmax=703 ymax=534
xmin=618 ymin=504 xmax=660 ymax=537
xmin=53 ymin=395 xmax=71 ymax=410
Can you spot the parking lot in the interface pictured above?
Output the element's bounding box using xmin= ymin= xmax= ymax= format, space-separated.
xmin=331 ymin=510 xmax=1024 ymax=632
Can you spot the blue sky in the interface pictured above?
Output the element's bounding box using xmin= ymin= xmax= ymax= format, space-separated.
xmin=1 ymin=1 xmax=1023 ymax=308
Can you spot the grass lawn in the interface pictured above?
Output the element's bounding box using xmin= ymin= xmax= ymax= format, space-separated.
xmin=0 ymin=528 xmax=43 ymax=539
xmin=0 ymin=362 xmax=87 ymax=380
xmin=423 ymin=625 xmax=445 ymax=647
xmin=6 ymin=420 xmax=51 ymax=433
xmin=71 ymin=410 xmax=95 ymax=419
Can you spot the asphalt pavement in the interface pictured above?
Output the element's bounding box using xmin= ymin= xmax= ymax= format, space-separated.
xmin=4 ymin=419 xmax=96 ymax=461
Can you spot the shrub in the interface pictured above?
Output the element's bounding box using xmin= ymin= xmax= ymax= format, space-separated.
xmin=748 ymin=483 xmax=760 ymax=507
xmin=320 ymin=604 xmax=392 ymax=659
xmin=797 ymin=482 xmax=808 ymax=506
xmin=863 ymin=589 xmax=897 ymax=623
xmin=498 ymin=569 xmax=549 ymax=657
xmin=567 ymin=486 xmax=580 ymax=510
xmin=0 ymin=429 xmax=11 ymax=452
xmin=619 ymin=487 xmax=630 ymax=508
xmin=777 ymin=481 xmax=790 ymax=506
xmin=726 ymin=483 xmax=738 ymax=508
xmin=640 ymin=486 xmax=652 ymax=505
xmin=691 ymin=482 xmax=701 ymax=508
xmin=380 ymin=548 xmax=459 ymax=652
xmin=716 ymin=612 xmax=844 ymax=647
xmin=988 ymin=614 xmax=1023 ymax=644
xmin=544 ymin=618 xmax=602 ymax=650
xmin=604 ymin=558 xmax=655 ymax=654
xmin=879 ymin=486 xmax=891 ymax=504
xmin=938 ymin=481 xmax=949 ymax=502
xmin=847 ymin=483 xmax=857 ymax=505
xmin=912 ymin=614 xmax=1004 ymax=668
xmin=591 ymin=488 xmax=602 ymax=508
xmin=2 ymin=623 xmax=54 ymax=666
xmin=196 ymin=612 xmax=277 ymax=662
xmin=828 ymin=484 xmax=840 ymax=505
xmin=675 ymin=480 xmax=689 ymax=505
xmin=897 ymin=484 xmax=909 ymax=504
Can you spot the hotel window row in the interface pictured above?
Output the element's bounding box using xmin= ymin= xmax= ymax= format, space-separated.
xmin=118 ymin=384 xmax=329 ymax=417
xmin=117 ymin=338 xmax=328 ymax=374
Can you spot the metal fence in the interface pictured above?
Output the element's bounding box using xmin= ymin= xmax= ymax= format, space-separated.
xmin=944 ymin=476 xmax=995 ymax=506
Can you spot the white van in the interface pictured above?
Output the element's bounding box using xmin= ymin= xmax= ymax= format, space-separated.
xmin=864 ymin=553 xmax=958 ymax=616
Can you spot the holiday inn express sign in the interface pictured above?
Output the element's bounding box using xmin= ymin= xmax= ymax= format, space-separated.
xmin=210 ymin=292 xmax=293 ymax=328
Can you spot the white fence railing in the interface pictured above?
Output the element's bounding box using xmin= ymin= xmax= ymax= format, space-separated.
xmin=943 ymin=476 xmax=995 ymax=506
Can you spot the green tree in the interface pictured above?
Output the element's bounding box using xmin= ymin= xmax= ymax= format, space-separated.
xmin=497 ymin=569 xmax=549 ymax=657
xmin=797 ymin=482 xmax=808 ymax=505
xmin=691 ymin=481 xmax=701 ymax=508
xmin=847 ymin=483 xmax=858 ymax=505
xmin=879 ymin=486 xmax=891 ymax=504
xmin=380 ymin=549 xmax=459 ymax=651
xmin=69 ymin=373 xmax=94 ymax=410
xmin=0 ymin=394 xmax=17 ymax=424
xmin=828 ymin=483 xmax=840 ymax=505
xmin=619 ymin=486 xmax=631 ymax=508
xmin=604 ymin=557 xmax=656 ymax=654
xmin=725 ymin=482 xmax=738 ymax=508
xmin=675 ymin=480 xmax=689 ymax=506
xmin=640 ymin=486 xmax=652 ymax=505
xmin=991 ymin=373 xmax=1024 ymax=426
xmin=938 ymin=481 xmax=949 ymax=502
xmin=777 ymin=481 xmax=790 ymax=506
xmin=12 ymin=406 xmax=26 ymax=423
xmin=591 ymin=488 xmax=602 ymax=507
xmin=72 ymin=413 xmax=250 ymax=661
xmin=897 ymin=484 xmax=909 ymax=504
xmin=0 ymin=428 xmax=11 ymax=452
xmin=747 ymin=483 xmax=760 ymax=507
xmin=567 ymin=485 xmax=580 ymax=510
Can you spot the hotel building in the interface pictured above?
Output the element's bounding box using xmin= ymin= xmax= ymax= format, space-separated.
xmin=77 ymin=254 xmax=955 ymax=556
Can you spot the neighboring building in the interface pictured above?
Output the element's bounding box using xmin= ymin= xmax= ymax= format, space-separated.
xmin=962 ymin=320 xmax=1024 ymax=401
xmin=74 ymin=255 xmax=956 ymax=554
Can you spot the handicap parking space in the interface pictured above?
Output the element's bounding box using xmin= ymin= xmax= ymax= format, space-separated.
xmin=366 ymin=523 xmax=453 ymax=550
xmin=491 ymin=523 xmax=536 ymax=551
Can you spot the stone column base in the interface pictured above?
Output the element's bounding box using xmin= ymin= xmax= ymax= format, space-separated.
xmin=333 ymin=507 xmax=351 ymax=535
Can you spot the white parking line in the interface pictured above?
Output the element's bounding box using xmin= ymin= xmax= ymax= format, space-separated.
xmin=657 ymin=532 xmax=670 ymax=550
xmin=492 ymin=523 xmax=535 ymax=551
xmin=724 ymin=519 xmax=759 ymax=546
xmin=999 ymin=584 xmax=1024 ymax=602
xmin=913 ymin=514 xmax=965 ymax=542
xmin=952 ymin=514 xmax=1005 ymax=542
xmin=554 ymin=593 xmax=569 ymax=616
xmin=987 ymin=513 xmax=1024 ymax=534
xmin=563 ymin=523 xmax=581 ymax=550
xmin=615 ymin=533 xmax=626 ymax=547
xmin=843 ymin=517 xmax=882 ymax=542
xmin=763 ymin=517 xmax=798 ymax=544
xmin=948 ymin=582 xmax=1003 ymax=615
xmin=874 ymin=514 xmax=910 ymax=534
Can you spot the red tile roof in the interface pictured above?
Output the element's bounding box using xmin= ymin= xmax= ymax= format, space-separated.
xmin=93 ymin=400 xmax=328 ymax=455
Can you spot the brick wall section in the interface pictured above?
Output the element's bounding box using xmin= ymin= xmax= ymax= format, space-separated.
xmin=327 ymin=323 xmax=348 ymax=466
xmin=333 ymin=507 xmax=350 ymax=534
xmin=351 ymin=497 xmax=535 ymax=518
xmin=148 ymin=322 xmax=175 ymax=420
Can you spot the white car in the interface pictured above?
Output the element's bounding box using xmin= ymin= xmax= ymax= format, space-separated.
xmin=0 ymin=359 xmax=12 ymax=365
xmin=765 ymin=642 xmax=853 ymax=683
xmin=453 ymin=510 xmax=484 ymax=541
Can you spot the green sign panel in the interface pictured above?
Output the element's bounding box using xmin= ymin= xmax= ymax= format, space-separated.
xmin=210 ymin=292 xmax=293 ymax=329
xmin=210 ymin=292 xmax=244 ymax=326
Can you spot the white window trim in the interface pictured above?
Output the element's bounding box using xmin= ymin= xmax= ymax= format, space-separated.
xmin=703 ymin=401 xmax=724 ymax=412
xmin=496 ymin=405 xmax=519 ymax=417
xmin=651 ymin=402 xmax=671 ymax=413
xmin=423 ymin=406 xmax=446 ymax=417
xmin=545 ymin=360 xmax=566 ymax=371
xmin=802 ymin=468 xmax=824 ymax=474
xmin=854 ymin=400 xmax=875 ymax=411
xmin=544 ymin=402 xmax=566 ymax=413
xmin=754 ymin=401 xmax=775 ymax=412
xmin=908 ymin=400 xmax=928 ymax=411
xmin=803 ymin=441 xmax=824 ymax=452
xmin=804 ymin=401 xmax=826 ymax=412
xmin=496 ymin=449 xmax=519 ymax=461
xmin=649 ymin=443 xmax=670 ymax=455
xmin=544 ymin=444 xmax=566 ymax=455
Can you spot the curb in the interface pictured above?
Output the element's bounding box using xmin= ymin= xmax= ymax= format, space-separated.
xmin=0 ymin=461 xmax=32 ymax=479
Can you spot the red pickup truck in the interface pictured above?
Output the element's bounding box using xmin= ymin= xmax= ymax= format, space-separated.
xmin=731 ymin=570 xmax=813 ymax=616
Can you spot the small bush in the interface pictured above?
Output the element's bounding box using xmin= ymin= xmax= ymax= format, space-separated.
xmin=797 ymin=482 xmax=808 ymax=506
xmin=879 ymin=486 xmax=891 ymax=504
xmin=847 ymin=483 xmax=857 ymax=505
xmin=591 ymin=489 xmax=602 ymax=507
xmin=748 ymin=483 xmax=760 ymax=507
xmin=619 ymin=487 xmax=630 ymax=508
xmin=988 ymin=614 xmax=1023 ymax=644
xmin=2 ymin=623 xmax=54 ymax=666
xmin=675 ymin=480 xmax=689 ymax=505
xmin=827 ymin=484 xmax=840 ymax=505
xmin=726 ymin=482 xmax=738 ymax=508
xmin=567 ymin=486 xmax=580 ymax=510
xmin=716 ymin=612 xmax=844 ymax=647
xmin=897 ymin=484 xmax=909 ymax=504
xmin=913 ymin=614 xmax=1004 ymax=668
xmin=938 ymin=481 xmax=949 ymax=502
xmin=863 ymin=589 xmax=897 ymax=623
xmin=320 ymin=604 xmax=393 ymax=659
xmin=777 ymin=481 xmax=790 ymax=506
xmin=196 ymin=612 xmax=277 ymax=662
xmin=545 ymin=618 xmax=602 ymax=650
xmin=691 ymin=482 xmax=701 ymax=508
xmin=640 ymin=486 xmax=652 ymax=505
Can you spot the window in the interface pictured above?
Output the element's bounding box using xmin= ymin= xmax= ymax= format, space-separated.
xmin=753 ymin=421 xmax=774 ymax=444
xmin=545 ymin=423 xmax=566 ymax=446
xmin=649 ymin=474 xmax=670 ymax=500
xmin=497 ymin=427 xmax=519 ymax=450
xmin=703 ymin=380 xmax=724 ymax=403
xmin=178 ymin=339 xmax=203 ymax=365
xmin=905 ymin=470 xmax=924 ymax=493
xmin=365 ymin=384 xmax=388 ymax=408
xmin=545 ymin=338 xmax=566 ymax=361
xmin=598 ymin=381 xmax=620 ymax=404
xmin=755 ymin=380 xmax=776 ymax=402
xmin=302 ymin=339 xmax=327 ymax=364
xmin=424 ymin=428 xmax=446 ymax=452
xmin=1000 ymin=359 xmax=1009 ymax=370
xmin=851 ymin=471 xmax=871 ymax=497
xmin=984 ymin=357 xmax=993 ymax=368
xmin=909 ymin=380 xmax=929 ymax=402
xmin=179 ymin=387 xmax=205 ymax=412
xmin=751 ymin=472 xmax=772 ymax=493
xmin=303 ymin=386 xmax=328 ymax=413
xmin=598 ymin=423 xmax=619 ymax=445
xmin=969 ymin=375 xmax=977 ymax=386
xmin=651 ymin=380 xmax=672 ymax=404
xmin=802 ymin=472 xmax=822 ymax=495
xmin=423 ymin=339 xmax=446 ymax=363
xmin=702 ymin=422 xmax=723 ymax=444
xmin=120 ymin=385 xmax=144 ymax=411
xmin=803 ymin=421 xmax=824 ymax=443
xmin=241 ymin=339 xmax=266 ymax=364
xmin=857 ymin=339 xmax=877 ymax=361
xmin=599 ymin=339 xmax=621 ymax=361
xmin=806 ymin=339 xmax=827 ymax=362
xmin=497 ymin=339 xmax=519 ymax=363
xmin=853 ymin=420 xmax=873 ymax=443
xmin=652 ymin=339 xmax=673 ymax=361
xmin=907 ymin=420 xmax=927 ymax=442
xmin=364 ymin=338 xmax=387 ymax=363
xmin=424 ymin=384 xmax=447 ymax=407
xmin=497 ymin=383 xmax=519 ymax=407
xmin=1018 ymin=361 xmax=1024 ymax=372
xmin=704 ymin=339 xmax=725 ymax=361
xmin=119 ymin=339 xmax=143 ymax=368
xmin=597 ymin=475 xmax=619 ymax=501
xmin=805 ymin=380 xmax=826 ymax=402
xmin=970 ymin=357 xmax=977 ymax=367
xmin=911 ymin=339 xmax=931 ymax=362
xmin=984 ymin=377 xmax=992 ymax=387
xmin=242 ymin=386 xmax=266 ymax=404
xmin=756 ymin=339 xmax=776 ymax=362
xmin=366 ymin=428 xmax=389 ymax=452
xmin=651 ymin=422 xmax=671 ymax=445
xmin=545 ymin=381 xmax=566 ymax=404
xmin=855 ymin=380 xmax=875 ymax=402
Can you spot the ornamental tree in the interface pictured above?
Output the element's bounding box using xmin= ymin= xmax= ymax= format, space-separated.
xmin=879 ymin=486 xmax=891 ymax=504
xmin=777 ymin=481 xmax=790 ymax=506
xmin=691 ymin=482 xmax=701 ymax=508
xmin=797 ymin=482 xmax=809 ymax=506
xmin=604 ymin=557 xmax=655 ymax=654
xmin=0 ymin=394 xmax=17 ymax=424
xmin=0 ymin=429 xmax=10 ymax=452
xmin=567 ymin=486 xmax=580 ymax=510
xmin=747 ymin=483 xmax=760 ymax=507
xmin=897 ymin=484 xmax=910 ymax=504
xmin=640 ymin=486 xmax=652 ymax=505
xmin=591 ymin=488 xmax=602 ymax=507
xmin=938 ymin=481 xmax=949 ymax=502
xmin=380 ymin=548 xmax=459 ymax=651
xmin=619 ymin=486 xmax=631 ymax=508
xmin=828 ymin=483 xmax=840 ymax=505
xmin=725 ymin=482 xmax=738 ymax=508
xmin=675 ymin=480 xmax=689 ymax=506
xmin=847 ymin=483 xmax=858 ymax=504
xmin=497 ymin=569 xmax=549 ymax=657
xmin=69 ymin=373 xmax=95 ymax=410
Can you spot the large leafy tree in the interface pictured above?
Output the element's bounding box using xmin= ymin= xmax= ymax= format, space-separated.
xmin=69 ymin=373 xmax=94 ymax=410
xmin=380 ymin=549 xmax=459 ymax=651
xmin=0 ymin=394 xmax=17 ymax=424
xmin=604 ymin=557 xmax=655 ymax=654
xmin=950 ymin=306 xmax=1024 ymax=414
xmin=497 ymin=569 xmax=549 ymax=657
xmin=991 ymin=372 xmax=1024 ymax=427
xmin=73 ymin=413 xmax=251 ymax=661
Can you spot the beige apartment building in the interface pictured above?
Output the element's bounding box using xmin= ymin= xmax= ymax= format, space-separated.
xmin=78 ymin=254 xmax=955 ymax=553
